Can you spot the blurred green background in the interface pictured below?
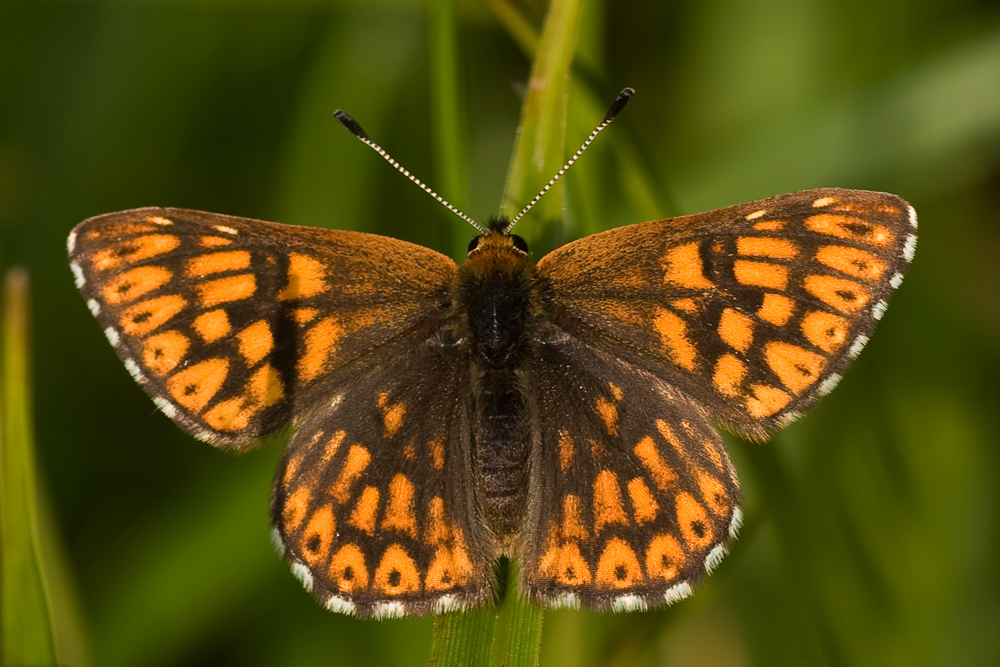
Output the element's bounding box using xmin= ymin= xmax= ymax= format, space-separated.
xmin=2 ymin=0 xmax=999 ymax=665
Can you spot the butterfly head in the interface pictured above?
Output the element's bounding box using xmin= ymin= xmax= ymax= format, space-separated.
xmin=466 ymin=217 xmax=529 ymax=257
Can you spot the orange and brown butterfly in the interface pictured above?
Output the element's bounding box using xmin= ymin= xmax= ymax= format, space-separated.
xmin=67 ymin=89 xmax=916 ymax=619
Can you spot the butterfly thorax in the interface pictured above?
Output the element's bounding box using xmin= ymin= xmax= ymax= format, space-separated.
xmin=456 ymin=223 xmax=542 ymax=548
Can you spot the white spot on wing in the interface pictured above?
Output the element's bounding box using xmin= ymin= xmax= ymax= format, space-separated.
xmin=611 ymin=594 xmax=647 ymax=613
xmin=87 ymin=299 xmax=101 ymax=315
xmin=848 ymin=334 xmax=869 ymax=359
xmin=434 ymin=594 xmax=465 ymax=614
xmin=812 ymin=196 xmax=837 ymax=208
xmin=67 ymin=230 xmax=77 ymax=254
xmin=123 ymin=358 xmax=144 ymax=383
xmin=872 ymin=299 xmax=888 ymax=321
xmin=70 ymin=262 xmax=85 ymax=288
xmin=325 ymin=595 xmax=357 ymax=616
xmin=907 ymin=205 xmax=918 ymax=229
xmin=291 ymin=561 xmax=314 ymax=592
xmin=148 ymin=216 xmax=173 ymax=226
xmin=374 ymin=601 xmax=406 ymax=619
xmin=746 ymin=209 xmax=767 ymax=220
xmin=664 ymin=582 xmax=693 ymax=605
xmin=153 ymin=396 xmax=177 ymax=420
xmin=103 ymin=327 xmax=120 ymax=347
xmin=705 ymin=544 xmax=728 ymax=574
xmin=775 ymin=410 xmax=804 ymax=428
xmin=817 ymin=373 xmax=842 ymax=397
xmin=269 ymin=527 xmax=285 ymax=556
xmin=728 ymin=507 xmax=743 ymax=539
xmin=890 ymin=272 xmax=904 ymax=289
xmin=214 ymin=224 xmax=239 ymax=236
xmin=548 ymin=592 xmax=580 ymax=610
xmin=903 ymin=234 xmax=917 ymax=263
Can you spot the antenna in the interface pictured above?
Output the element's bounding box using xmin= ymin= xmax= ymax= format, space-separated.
xmin=507 ymin=87 xmax=634 ymax=232
xmin=333 ymin=110 xmax=487 ymax=234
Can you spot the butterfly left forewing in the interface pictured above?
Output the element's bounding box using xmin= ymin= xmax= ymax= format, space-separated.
xmin=520 ymin=329 xmax=740 ymax=611
xmin=68 ymin=207 xmax=457 ymax=447
xmin=537 ymin=188 xmax=916 ymax=439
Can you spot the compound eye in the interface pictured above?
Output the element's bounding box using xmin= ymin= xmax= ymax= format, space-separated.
xmin=510 ymin=234 xmax=528 ymax=253
xmin=467 ymin=236 xmax=483 ymax=253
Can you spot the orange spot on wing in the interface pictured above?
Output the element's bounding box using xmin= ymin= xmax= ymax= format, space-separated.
xmin=661 ymin=241 xmax=715 ymax=289
xmin=373 ymin=544 xmax=421 ymax=595
xmin=816 ymin=245 xmax=886 ymax=280
xmin=746 ymin=383 xmax=792 ymax=418
xmin=299 ymin=317 xmax=344 ymax=384
xmin=199 ymin=235 xmax=233 ymax=247
xmin=718 ymin=307 xmax=754 ymax=353
xmin=595 ymin=396 xmax=619 ymax=436
xmin=185 ymin=250 xmax=251 ymax=277
xmin=348 ymin=486 xmax=379 ymax=535
xmin=757 ymin=293 xmax=795 ymax=326
xmin=292 ymin=307 xmax=319 ymax=325
xmin=561 ymin=495 xmax=589 ymax=539
xmin=713 ymin=353 xmax=746 ymax=398
xmin=247 ymin=363 xmax=284 ymax=407
xmin=192 ymin=309 xmax=231 ymax=343
xmin=381 ymin=474 xmax=417 ymax=538
xmin=733 ymin=260 xmax=788 ymax=290
xmin=801 ymin=310 xmax=850 ymax=353
xmin=426 ymin=496 xmax=450 ymax=544
xmin=805 ymin=214 xmax=894 ymax=247
xmin=753 ymin=219 xmax=786 ymax=231
xmin=558 ymin=430 xmax=574 ymax=471
xmin=646 ymin=533 xmax=685 ymax=581
xmin=142 ymin=330 xmax=189 ymax=376
xmin=670 ymin=297 xmax=699 ymax=314
xmin=426 ymin=541 xmax=475 ymax=591
xmin=429 ymin=438 xmax=445 ymax=469
xmin=675 ymin=492 xmax=713 ymax=550
xmin=539 ymin=541 xmax=592 ymax=586
xmin=237 ymin=320 xmax=274 ymax=365
xmin=282 ymin=452 xmax=304 ymax=487
xmin=765 ymin=341 xmax=826 ymax=394
xmin=627 ymin=478 xmax=659 ymax=525
xmin=703 ymin=439 xmax=725 ymax=471
xmin=736 ymin=237 xmax=799 ymax=259
xmin=283 ymin=485 xmax=311 ymax=533
xmin=278 ymin=253 xmax=329 ymax=300
xmin=91 ymin=234 xmax=179 ymax=271
xmin=654 ymin=308 xmax=699 ymax=371
xmin=634 ymin=436 xmax=678 ymax=490
xmin=102 ymin=266 xmax=172 ymax=305
xmin=322 ymin=431 xmax=346 ymax=463
xmin=120 ymin=294 xmax=186 ymax=336
xmin=166 ymin=357 xmax=228 ymax=412
xmin=378 ymin=392 xmax=406 ymax=438
xmin=697 ymin=471 xmax=730 ymax=517
xmin=595 ymin=538 xmax=644 ymax=589
xmin=202 ymin=396 xmax=256 ymax=431
xmin=803 ymin=274 xmax=869 ymax=314
xmin=196 ymin=274 xmax=256 ymax=307
xmin=593 ymin=470 xmax=629 ymax=533
xmin=330 ymin=445 xmax=371 ymax=503
xmin=300 ymin=504 xmax=335 ymax=566
xmin=329 ymin=543 xmax=368 ymax=592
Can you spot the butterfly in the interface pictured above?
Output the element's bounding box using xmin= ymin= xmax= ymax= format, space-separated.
xmin=67 ymin=89 xmax=916 ymax=619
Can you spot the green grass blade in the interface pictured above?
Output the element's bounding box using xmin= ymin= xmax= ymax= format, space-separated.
xmin=500 ymin=0 xmax=583 ymax=246
xmin=1 ymin=268 xmax=88 ymax=667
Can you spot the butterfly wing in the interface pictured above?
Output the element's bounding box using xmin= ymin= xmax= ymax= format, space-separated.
xmin=271 ymin=333 xmax=493 ymax=618
xmin=536 ymin=188 xmax=916 ymax=439
xmin=520 ymin=329 xmax=740 ymax=611
xmin=68 ymin=207 xmax=457 ymax=448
